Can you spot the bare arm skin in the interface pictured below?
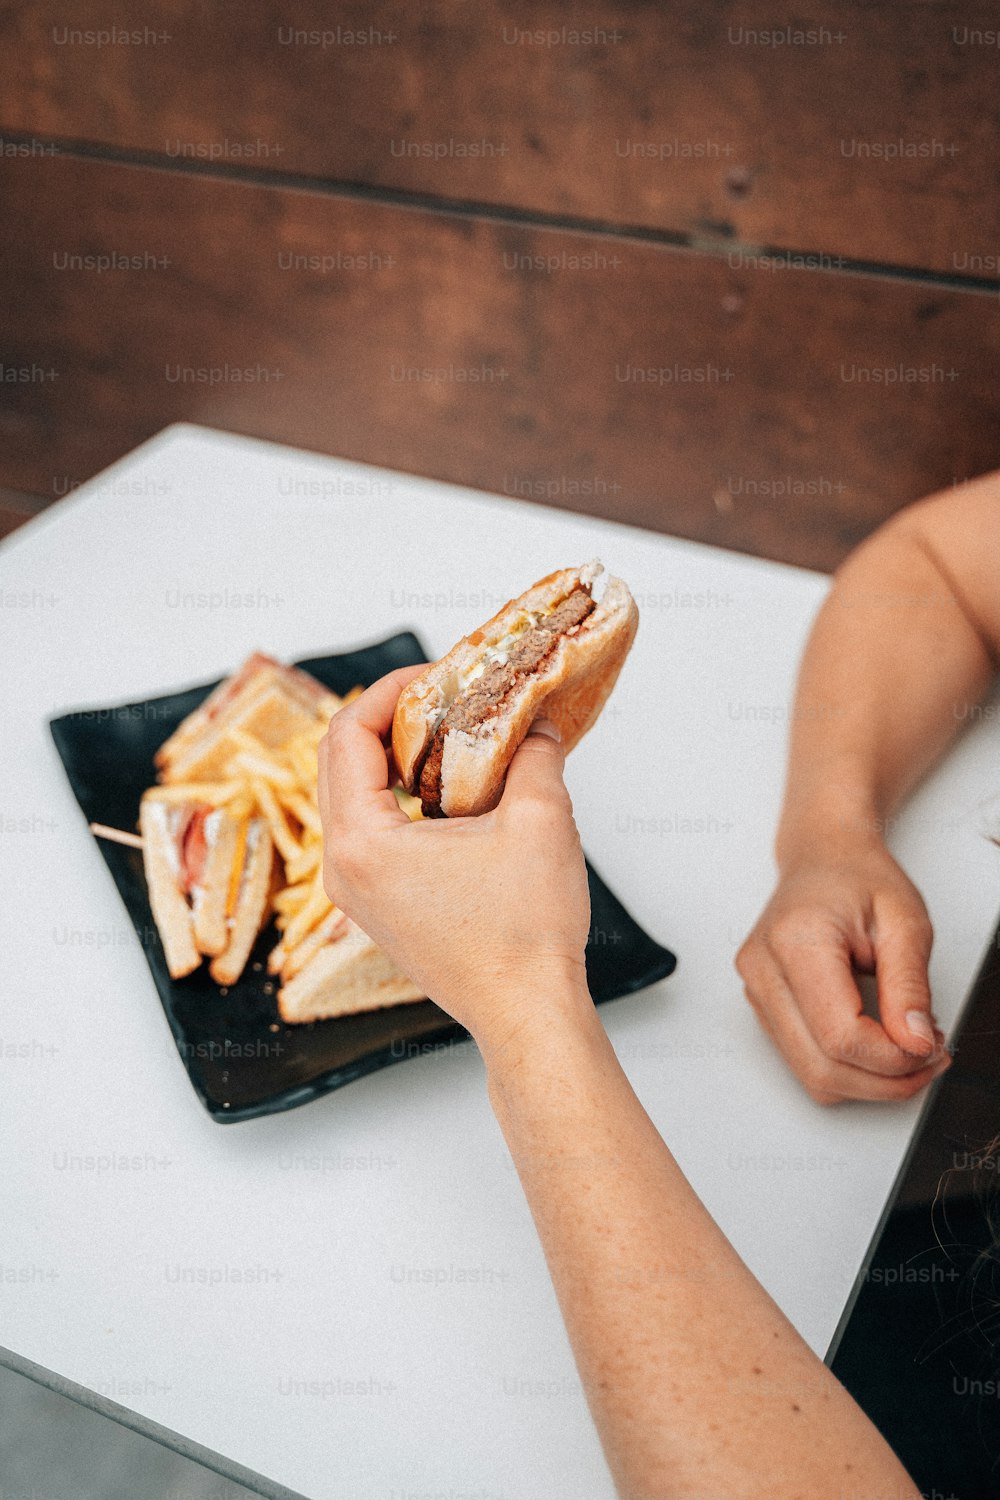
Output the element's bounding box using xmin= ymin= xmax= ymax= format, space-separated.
xmin=487 ymin=1004 xmax=919 ymax=1499
xmin=319 ymin=670 xmax=919 ymax=1498
xmin=738 ymin=473 xmax=1000 ymax=1103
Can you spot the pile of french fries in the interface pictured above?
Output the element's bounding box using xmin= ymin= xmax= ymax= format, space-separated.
xmin=143 ymin=686 xmax=422 ymax=986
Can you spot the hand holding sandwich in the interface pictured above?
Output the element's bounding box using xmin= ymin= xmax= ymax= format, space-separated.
xmin=320 ymin=560 xmax=637 ymax=1045
xmin=318 ymin=664 xmax=919 ymax=1499
xmin=318 ymin=665 xmax=594 ymax=1058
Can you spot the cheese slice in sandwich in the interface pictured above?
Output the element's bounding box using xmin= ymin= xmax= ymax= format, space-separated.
xmin=209 ymin=817 xmax=274 ymax=986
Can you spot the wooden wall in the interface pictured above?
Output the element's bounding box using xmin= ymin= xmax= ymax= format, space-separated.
xmin=1 ymin=1 xmax=998 ymax=567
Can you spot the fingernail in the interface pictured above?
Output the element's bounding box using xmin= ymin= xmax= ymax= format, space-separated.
xmin=905 ymin=1010 xmax=936 ymax=1048
xmin=529 ymin=718 xmax=561 ymax=743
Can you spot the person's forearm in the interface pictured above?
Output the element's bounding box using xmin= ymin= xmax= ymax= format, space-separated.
xmin=482 ymin=995 xmax=918 ymax=1499
xmin=777 ymin=522 xmax=993 ymax=868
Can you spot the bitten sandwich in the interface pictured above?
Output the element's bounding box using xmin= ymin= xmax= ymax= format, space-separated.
xmin=392 ymin=561 xmax=638 ymax=818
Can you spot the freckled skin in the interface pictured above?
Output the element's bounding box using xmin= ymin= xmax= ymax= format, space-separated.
xmin=320 ymin=666 xmax=923 ymax=1499
xmin=488 ymin=1014 xmax=922 ymax=1497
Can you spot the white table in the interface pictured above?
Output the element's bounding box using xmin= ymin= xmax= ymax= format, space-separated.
xmin=3 ymin=424 xmax=999 ymax=1500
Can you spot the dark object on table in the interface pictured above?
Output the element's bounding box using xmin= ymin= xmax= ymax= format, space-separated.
xmin=50 ymin=632 xmax=676 ymax=1122
xmin=828 ymin=920 xmax=1000 ymax=1494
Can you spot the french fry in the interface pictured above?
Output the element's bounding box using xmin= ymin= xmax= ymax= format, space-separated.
xmin=143 ymin=781 xmax=244 ymax=806
xmin=250 ymin=776 xmax=301 ymax=864
xmin=282 ymin=790 xmax=322 ymax=835
xmin=282 ymin=875 xmax=333 ymax=951
xmin=229 ymin=750 xmax=298 ymax=788
xmin=283 ymin=840 xmax=322 ymax=884
xmin=287 ymin=743 xmax=319 ymax=790
xmin=281 ymin=906 xmax=347 ymax=981
xmin=273 ymin=882 xmax=312 ymax=915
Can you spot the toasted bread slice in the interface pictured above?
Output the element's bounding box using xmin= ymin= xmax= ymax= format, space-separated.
xmin=190 ymin=808 xmax=242 ymax=957
xmin=277 ymin=921 xmax=425 ymax=1024
xmin=209 ymin=819 xmax=274 ymax=986
xmin=157 ymin=655 xmax=329 ymax=783
xmin=139 ymin=798 xmax=201 ymax=980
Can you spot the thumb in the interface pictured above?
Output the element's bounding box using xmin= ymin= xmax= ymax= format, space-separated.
xmin=871 ymin=893 xmax=938 ymax=1058
xmin=500 ymin=719 xmax=568 ymax=806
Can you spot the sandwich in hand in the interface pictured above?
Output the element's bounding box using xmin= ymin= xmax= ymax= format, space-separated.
xmin=392 ymin=561 xmax=638 ymax=818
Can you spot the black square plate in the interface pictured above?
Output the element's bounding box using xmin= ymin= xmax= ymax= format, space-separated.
xmin=49 ymin=633 xmax=676 ymax=1122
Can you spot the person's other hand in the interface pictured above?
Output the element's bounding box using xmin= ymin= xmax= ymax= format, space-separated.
xmin=736 ymin=837 xmax=951 ymax=1104
xmin=317 ymin=667 xmax=593 ymax=1059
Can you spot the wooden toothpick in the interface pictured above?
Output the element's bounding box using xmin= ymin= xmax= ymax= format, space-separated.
xmin=89 ymin=822 xmax=144 ymax=850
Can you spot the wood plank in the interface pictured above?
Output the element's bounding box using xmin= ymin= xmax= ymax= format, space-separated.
xmin=0 ymin=0 xmax=997 ymax=274
xmin=0 ymin=486 xmax=53 ymax=541
xmin=0 ymin=507 xmax=39 ymax=541
xmin=0 ymin=485 xmax=50 ymax=513
xmin=1 ymin=152 xmax=997 ymax=572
